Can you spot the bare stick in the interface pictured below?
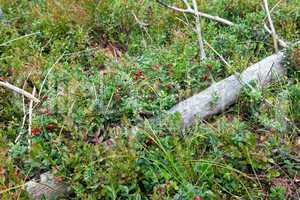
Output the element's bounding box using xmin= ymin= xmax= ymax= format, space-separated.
xmin=15 ymin=73 xmax=32 ymax=143
xmin=263 ymin=0 xmax=279 ymax=52
xmin=192 ymin=0 xmax=206 ymax=60
xmin=261 ymin=1 xmax=289 ymax=49
xmin=270 ymin=0 xmax=283 ymax=15
xmin=263 ymin=23 xmax=288 ymax=48
xmin=28 ymin=87 xmax=36 ymax=149
xmin=263 ymin=0 xmax=283 ymax=21
xmin=156 ymin=0 xmax=234 ymax=26
xmin=0 ymin=81 xmax=40 ymax=103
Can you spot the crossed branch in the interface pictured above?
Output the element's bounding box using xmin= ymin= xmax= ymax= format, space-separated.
xmin=156 ymin=0 xmax=234 ymax=26
xmin=156 ymin=0 xmax=289 ymax=54
xmin=156 ymin=0 xmax=234 ymax=60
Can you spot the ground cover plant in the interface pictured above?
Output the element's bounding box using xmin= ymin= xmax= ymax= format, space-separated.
xmin=0 ymin=0 xmax=299 ymax=199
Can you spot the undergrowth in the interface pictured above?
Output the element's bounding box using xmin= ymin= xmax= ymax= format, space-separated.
xmin=0 ymin=0 xmax=299 ymax=199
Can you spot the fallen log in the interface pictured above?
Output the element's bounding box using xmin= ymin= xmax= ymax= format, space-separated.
xmin=170 ymin=52 xmax=285 ymax=127
xmin=24 ymin=51 xmax=288 ymax=199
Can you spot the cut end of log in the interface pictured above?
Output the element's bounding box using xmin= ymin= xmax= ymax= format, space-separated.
xmin=26 ymin=172 xmax=71 ymax=200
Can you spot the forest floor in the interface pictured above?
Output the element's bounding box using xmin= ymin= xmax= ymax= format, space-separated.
xmin=0 ymin=0 xmax=299 ymax=199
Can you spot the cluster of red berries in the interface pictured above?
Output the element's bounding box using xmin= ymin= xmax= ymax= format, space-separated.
xmin=133 ymin=69 xmax=145 ymax=80
xmin=203 ymin=63 xmax=213 ymax=81
xmin=31 ymin=123 xmax=55 ymax=136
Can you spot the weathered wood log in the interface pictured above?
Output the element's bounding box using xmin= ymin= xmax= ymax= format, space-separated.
xmin=170 ymin=52 xmax=285 ymax=127
xmin=25 ymin=172 xmax=71 ymax=200
xmin=24 ymin=51 xmax=288 ymax=199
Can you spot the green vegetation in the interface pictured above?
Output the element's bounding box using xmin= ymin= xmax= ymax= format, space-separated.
xmin=0 ymin=0 xmax=299 ymax=199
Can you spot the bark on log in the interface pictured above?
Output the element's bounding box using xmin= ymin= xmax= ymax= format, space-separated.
xmin=25 ymin=51 xmax=287 ymax=198
xmin=170 ymin=52 xmax=285 ymax=127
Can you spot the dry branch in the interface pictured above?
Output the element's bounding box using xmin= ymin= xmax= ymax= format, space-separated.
xmin=156 ymin=0 xmax=234 ymax=26
xmin=192 ymin=0 xmax=206 ymax=60
xmin=28 ymin=87 xmax=36 ymax=149
xmin=264 ymin=23 xmax=288 ymax=48
xmin=262 ymin=0 xmax=279 ymax=52
xmin=0 ymin=81 xmax=40 ymax=103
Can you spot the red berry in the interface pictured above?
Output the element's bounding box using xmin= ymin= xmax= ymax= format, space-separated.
xmin=32 ymin=128 xmax=41 ymax=136
xmin=207 ymin=64 xmax=213 ymax=70
xmin=194 ymin=196 xmax=203 ymax=200
xmin=136 ymin=69 xmax=143 ymax=76
xmin=203 ymin=74 xmax=209 ymax=81
xmin=133 ymin=75 xmax=138 ymax=81
xmin=42 ymin=95 xmax=49 ymax=101
xmin=47 ymin=123 xmax=55 ymax=130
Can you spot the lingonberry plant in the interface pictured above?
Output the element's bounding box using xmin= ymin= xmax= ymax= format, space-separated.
xmin=0 ymin=0 xmax=299 ymax=199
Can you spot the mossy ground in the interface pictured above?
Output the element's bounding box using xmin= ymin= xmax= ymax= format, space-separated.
xmin=0 ymin=0 xmax=299 ymax=199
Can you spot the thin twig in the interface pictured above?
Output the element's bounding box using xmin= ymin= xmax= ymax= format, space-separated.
xmin=0 ymin=81 xmax=40 ymax=103
xmin=0 ymin=32 xmax=40 ymax=47
xmin=203 ymin=39 xmax=261 ymax=93
xmin=262 ymin=0 xmax=279 ymax=52
xmin=105 ymin=91 xmax=115 ymax=114
xmin=204 ymin=40 xmax=233 ymax=71
xmin=131 ymin=11 xmax=152 ymax=42
xmin=39 ymin=53 xmax=65 ymax=98
xmin=192 ymin=0 xmax=206 ymax=60
xmin=270 ymin=0 xmax=283 ymax=14
xmin=261 ymin=0 xmax=288 ymax=48
xmin=28 ymin=87 xmax=36 ymax=149
xmin=15 ymin=73 xmax=32 ymax=143
xmin=0 ymin=184 xmax=27 ymax=195
xmin=182 ymin=0 xmax=191 ymax=10
xmin=264 ymin=0 xmax=283 ymax=20
xmin=263 ymin=23 xmax=288 ymax=48
xmin=131 ymin=11 xmax=148 ymax=27
xmin=156 ymin=0 xmax=234 ymax=26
